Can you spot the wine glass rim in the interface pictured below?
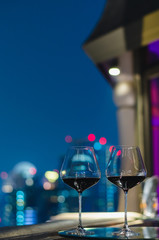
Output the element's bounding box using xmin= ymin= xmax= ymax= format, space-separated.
xmin=109 ymin=145 xmax=140 ymax=150
xmin=69 ymin=145 xmax=94 ymax=150
xmin=110 ymin=145 xmax=139 ymax=148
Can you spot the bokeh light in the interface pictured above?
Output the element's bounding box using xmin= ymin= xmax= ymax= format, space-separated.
xmin=1 ymin=172 xmax=8 ymax=179
xmin=45 ymin=171 xmax=59 ymax=183
xmin=109 ymin=67 xmax=120 ymax=76
xmin=25 ymin=178 xmax=34 ymax=186
xmin=29 ymin=167 xmax=37 ymax=176
xmin=109 ymin=145 xmax=115 ymax=152
xmin=57 ymin=195 xmax=65 ymax=203
xmin=117 ymin=150 xmax=122 ymax=156
xmin=99 ymin=137 xmax=107 ymax=145
xmin=88 ymin=134 xmax=96 ymax=142
xmin=43 ymin=182 xmax=52 ymax=190
xmin=2 ymin=185 xmax=13 ymax=193
xmin=16 ymin=191 xmax=25 ymax=225
xmin=65 ymin=135 xmax=72 ymax=143
xmin=94 ymin=142 xmax=102 ymax=151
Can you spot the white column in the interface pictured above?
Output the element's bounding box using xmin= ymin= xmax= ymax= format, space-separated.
xmin=112 ymin=52 xmax=141 ymax=212
xmin=113 ymin=81 xmax=136 ymax=146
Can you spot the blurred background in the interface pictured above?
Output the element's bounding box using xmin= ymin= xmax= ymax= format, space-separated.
xmin=1 ymin=0 xmax=159 ymax=227
xmin=0 ymin=0 xmax=119 ymax=226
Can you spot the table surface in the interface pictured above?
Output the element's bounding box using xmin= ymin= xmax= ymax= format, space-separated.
xmin=1 ymin=225 xmax=159 ymax=240
xmin=0 ymin=213 xmax=158 ymax=240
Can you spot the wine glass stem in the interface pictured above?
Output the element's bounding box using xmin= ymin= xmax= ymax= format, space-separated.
xmin=78 ymin=192 xmax=82 ymax=229
xmin=124 ymin=190 xmax=129 ymax=230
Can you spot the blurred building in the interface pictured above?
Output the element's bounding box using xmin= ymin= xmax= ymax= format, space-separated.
xmin=0 ymin=162 xmax=61 ymax=226
xmin=0 ymin=144 xmax=119 ymax=227
xmin=83 ymin=0 xmax=159 ymax=211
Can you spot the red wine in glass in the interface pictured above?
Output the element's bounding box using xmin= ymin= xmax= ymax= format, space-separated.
xmin=108 ymin=176 xmax=146 ymax=192
xmin=60 ymin=146 xmax=101 ymax=236
xmin=106 ymin=146 xmax=147 ymax=237
xmin=63 ymin=177 xmax=100 ymax=193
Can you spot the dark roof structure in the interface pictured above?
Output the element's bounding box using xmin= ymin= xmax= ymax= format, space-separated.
xmin=83 ymin=0 xmax=159 ymax=63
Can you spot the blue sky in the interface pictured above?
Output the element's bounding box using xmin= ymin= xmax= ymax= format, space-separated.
xmin=0 ymin=0 xmax=118 ymax=174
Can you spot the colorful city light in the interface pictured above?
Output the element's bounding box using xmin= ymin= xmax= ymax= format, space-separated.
xmin=2 ymin=185 xmax=13 ymax=193
xmin=117 ymin=150 xmax=122 ymax=156
xmin=65 ymin=135 xmax=72 ymax=143
xmin=1 ymin=172 xmax=8 ymax=179
xmin=61 ymin=170 xmax=66 ymax=177
xmin=45 ymin=171 xmax=59 ymax=183
xmin=94 ymin=142 xmax=102 ymax=151
xmin=43 ymin=181 xmax=52 ymax=190
xmin=88 ymin=134 xmax=96 ymax=142
xmin=99 ymin=137 xmax=107 ymax=145
xmin=25 ymin=178 xmax=34 ymax=186
xmin=16 ymin=191 xmax=25 ymax=226
xmin=57 ymin=195 xmax=65 ymax=203
xmin=24 ymin=208 xmax=37 ymax=225
xmin=109 ymin=145 xmax=115 ymax=152
xmin=29 ymin=167 xmax=37 ymax=176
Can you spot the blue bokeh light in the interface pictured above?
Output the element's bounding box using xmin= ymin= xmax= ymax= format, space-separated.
xmin=94 ymin=142 xmax=102 ymax=151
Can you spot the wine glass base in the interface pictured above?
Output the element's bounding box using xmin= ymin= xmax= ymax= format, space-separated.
xmin=65 ymin=227 xmax=94 ymax=236
xmin=113 ymin=227 xmax=140 ymax=237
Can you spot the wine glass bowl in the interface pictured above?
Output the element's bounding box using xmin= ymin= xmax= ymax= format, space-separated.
xmin=60 ymin=146 xmax=101 ymax=236
xmin=106 ymin=146 xmax=147 ymax=237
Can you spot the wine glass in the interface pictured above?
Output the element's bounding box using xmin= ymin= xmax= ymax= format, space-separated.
xmin=60 ymin=146 xmax=101 ymax=236
xmin=106 ymin=145 xmax=147 ymax=237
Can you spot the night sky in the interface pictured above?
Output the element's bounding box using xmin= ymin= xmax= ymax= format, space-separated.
xmin=0 ymin=0 xmax=118 ymax=175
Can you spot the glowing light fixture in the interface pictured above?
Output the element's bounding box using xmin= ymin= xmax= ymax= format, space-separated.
xmin=109 ymin=67 xmax=120 ymax=76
